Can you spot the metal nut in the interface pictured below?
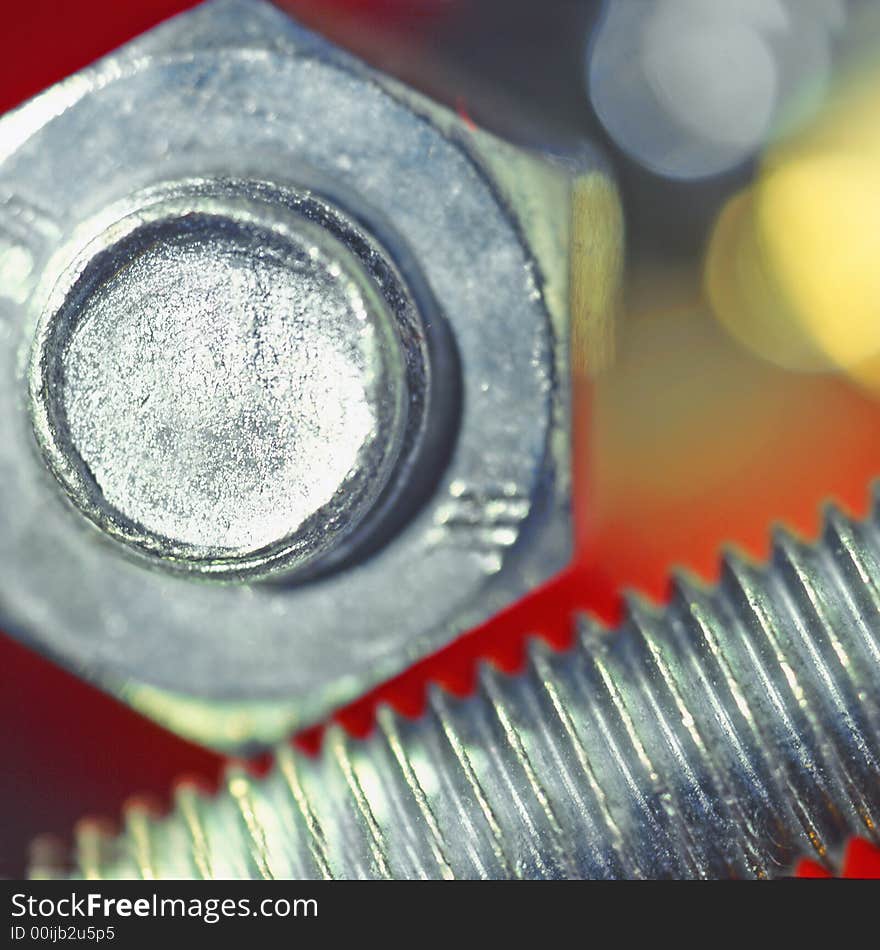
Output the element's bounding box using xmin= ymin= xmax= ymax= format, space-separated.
xmin=0 ymin=0 xmax=621 ymax=746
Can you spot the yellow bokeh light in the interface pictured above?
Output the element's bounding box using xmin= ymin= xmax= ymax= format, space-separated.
xmin=757 ymin=152 xmax=880 ymax=369
xmin=706 ymin=58 xmax=880 ymax=393
xmin=706 ymin=186 xmax=831 ymax=371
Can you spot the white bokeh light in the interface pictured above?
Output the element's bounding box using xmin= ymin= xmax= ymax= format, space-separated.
xmin=588 ymin=0 xmax=845 ymax=179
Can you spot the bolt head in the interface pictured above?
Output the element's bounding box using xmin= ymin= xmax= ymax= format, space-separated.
xmin=29 ymin=181 xmax=422 ymax=579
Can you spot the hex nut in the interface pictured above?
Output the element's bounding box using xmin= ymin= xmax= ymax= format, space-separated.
xmin=0 ymin=0 xmax=621 ymax=747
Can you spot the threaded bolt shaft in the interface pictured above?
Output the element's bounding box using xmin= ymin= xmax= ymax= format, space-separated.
xmin=66 ymin=497 xmax=880 ymax=879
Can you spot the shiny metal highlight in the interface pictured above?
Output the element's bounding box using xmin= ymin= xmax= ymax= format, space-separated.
xmin=64 ymin=493 xmax=880 ymax=879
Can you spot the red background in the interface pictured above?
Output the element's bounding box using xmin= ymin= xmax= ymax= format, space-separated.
xmin=1 ymin=0 xmax=878 ymax=879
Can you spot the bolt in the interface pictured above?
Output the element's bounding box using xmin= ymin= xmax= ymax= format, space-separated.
xmin=67 ymin=493 xmax=880 ymax=879
xmin=29 ymin=179 xmax=437 ymax=580
xmin=0 ymin=0 xmax=606 ymax=741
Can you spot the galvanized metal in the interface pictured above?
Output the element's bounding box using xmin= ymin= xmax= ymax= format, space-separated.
xmin=64 ymin=494 xmax=880 ymax=879
xmin=0 ymin=0 xmax=619 ymax=746
xmin=29 ymin=177 xmax=434 ymax=580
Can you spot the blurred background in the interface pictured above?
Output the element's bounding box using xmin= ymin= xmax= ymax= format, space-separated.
xmin=3 ymin=0 xmax=880 ymax=876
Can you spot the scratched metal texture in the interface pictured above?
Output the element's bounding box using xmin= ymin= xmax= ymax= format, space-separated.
xmin=0 ymin=0 xmax=570 ymax=723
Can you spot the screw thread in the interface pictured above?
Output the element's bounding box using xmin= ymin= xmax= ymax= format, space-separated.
xmin=67 ymin=497 xmax=880 ymax=879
